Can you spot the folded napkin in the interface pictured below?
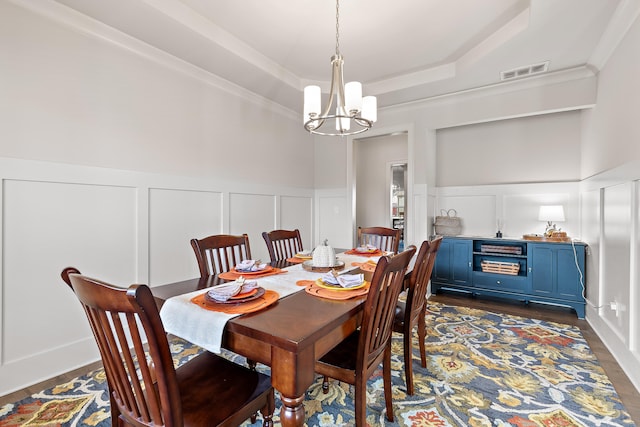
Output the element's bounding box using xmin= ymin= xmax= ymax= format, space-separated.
xmin=207 ymin=279 xmax=258 ymax=302
xmin=235 ymin=259 xmax=267 ymax=272
xmin=321 ymin=272 xmax=364 ymax=288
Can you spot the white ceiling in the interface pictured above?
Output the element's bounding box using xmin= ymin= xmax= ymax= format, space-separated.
xmin=49 ymin=0 xmax=634 ymax=113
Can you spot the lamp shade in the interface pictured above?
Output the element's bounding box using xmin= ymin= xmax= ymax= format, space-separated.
xmin=538 ymin=205 xmax=565 ymax=222
xmin=303 ymin=85 xmax=321 ymax=125
xmin=344 ymin=81 xmax=362 ymax=113
xmin=361 ymin=96 xmax=377 ymax=122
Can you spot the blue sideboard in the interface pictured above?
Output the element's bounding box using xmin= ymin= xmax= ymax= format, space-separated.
xmin=431 ymin=237 xmax=586 ymax=318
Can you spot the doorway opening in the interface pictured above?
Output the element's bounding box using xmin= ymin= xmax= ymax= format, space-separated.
xmin=391 ymin=163 xmax=407 ymax=251
xmin=353 ymin=132 xmax=408 ymax=248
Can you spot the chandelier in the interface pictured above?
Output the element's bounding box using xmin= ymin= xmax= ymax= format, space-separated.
xmin=303 ymin=0 xmax=377 ymax=136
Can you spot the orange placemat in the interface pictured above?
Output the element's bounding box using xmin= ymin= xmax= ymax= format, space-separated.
xmin=304 ymin=281 xmax=370 ymax=300
xmin=344 ymin=248 xmax=384 ymax=257
xmin=351 ymin=260 xmax=377 ymax=272
xmin=286 ymin=257 xmax=306 ymax=264
xmin=191 ymin=290 xmax=279 ymax=314
xmin=296 ymin=279 xmax=315 ymax=287
xmin=218 ymin=268 xmax=286 ymax=281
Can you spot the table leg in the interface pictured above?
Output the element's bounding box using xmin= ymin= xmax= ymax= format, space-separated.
xmin=271 ymin=347 xmax=315 ymax=427
xmin=279 ymin=394 xmax=306 ymax=427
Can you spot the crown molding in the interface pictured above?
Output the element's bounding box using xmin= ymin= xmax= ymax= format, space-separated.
xmin=384 ymin=66 xmax=596 ymax=117
xmin=588 ymin=0 xmax=640 ymax=71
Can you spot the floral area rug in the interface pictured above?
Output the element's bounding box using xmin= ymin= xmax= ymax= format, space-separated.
xmin=0 ymin=303 xmax=635 ymax=426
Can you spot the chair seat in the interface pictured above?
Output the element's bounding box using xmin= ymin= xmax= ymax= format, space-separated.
xmin=317 ymin=332 xmax=360 ymax=376
xmin=177 ymin=352 xmax=273 ymax=427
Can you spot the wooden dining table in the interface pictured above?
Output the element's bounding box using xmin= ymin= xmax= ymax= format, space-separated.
xmin=152 ymin=257 xmax=374 ymax=427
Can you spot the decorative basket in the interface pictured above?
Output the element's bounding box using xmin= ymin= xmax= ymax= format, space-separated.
xmin=434 ymin=209 xmax=462 ymax=236
xmin=481 ymin=260 xmax=519 ymax=275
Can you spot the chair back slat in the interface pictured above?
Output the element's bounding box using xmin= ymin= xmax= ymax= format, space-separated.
xmin=406 ymin=236 xmax=443 ymax=326
xmin=191 ymin=234 xmax=252 ymax=277
xmin=262 ymin=229 xmax=303 ymax=262
xmin=357 ymin=227 xmax=401 ymax=254
xmin=60 ymin=267 xmax=275 ymax=427
xmin=64 ymin=272 xmax=182 ymax=427
xmin=359 ymin=246 xmax=415 ymax=372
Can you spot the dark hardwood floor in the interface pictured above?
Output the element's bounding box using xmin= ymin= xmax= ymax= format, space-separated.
xmin=1 ymin=292 xmax=639 ymax=424
xmin=429 ymin=291 xmax=640 ymax=423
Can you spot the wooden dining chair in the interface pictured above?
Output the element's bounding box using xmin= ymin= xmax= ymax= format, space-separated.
xmin=262 ymin=229 xmax=304 ymax=262
xmin=357 ymin=226 xmax=402 ymax=254
xmin=315 ymin=245 xmax=417 ymax=426
xmin=392 ymin=236 xmax=442 ymax=395
xmin=60 ymin=267 xmax=274 ymax=427
xmin=191 ymin=234 xmax=252 ymax=277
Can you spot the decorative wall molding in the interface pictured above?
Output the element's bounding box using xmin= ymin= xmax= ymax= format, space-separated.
xmin=0 ymin=156 xmax=313 ymax=396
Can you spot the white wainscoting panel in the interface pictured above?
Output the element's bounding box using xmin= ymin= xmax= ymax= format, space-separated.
xmin=229 ymin=193 xmax=276 ymax=262
xmin=0 ymin=157 xmax=314 ymax=396
xmin=437 ymin=195 xmax=496 ymax=237
xmin=580 ymin=163 xmax=640 ymax=393
xmin=580 ymin=188 xmax=601 ymax=310
xmin=411 ymin=183 xmax=429 ymax=246
xmin=3 ymin=179 xmax=137 ymax=361
xmin=601 ymin=182 xmax=632 ymax=343
xmin=426 ymin=193 xmax=436 ymax=239
xmin=316 ymin=190 xmax=351 ymax=250
xmin=280 ymin=195 xmax=313 ymax=250
xmin=437 ymin=183 xmax=580 ymax=239
xmin=503 ymin=193 xmax=573 ymax=237
xmin=1 ymin=178 xmax=137 ymax=393
xmin=149 ymin=188 xmax=223 ymax=285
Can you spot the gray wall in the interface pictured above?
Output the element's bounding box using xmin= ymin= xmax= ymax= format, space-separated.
xmin=436 ymin=111 xmax=582 ymax=186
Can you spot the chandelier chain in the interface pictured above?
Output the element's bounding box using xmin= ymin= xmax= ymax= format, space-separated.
xmin=335 ymin=0 xmax=340 ymax=56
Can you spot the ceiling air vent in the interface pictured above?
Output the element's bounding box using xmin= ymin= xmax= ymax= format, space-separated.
xmin=500 ymin=61 xmax=549 ymax=81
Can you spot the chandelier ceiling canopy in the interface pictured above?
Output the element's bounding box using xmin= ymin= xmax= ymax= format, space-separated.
xmin=303 ymin=0 xmax=377 ymax=137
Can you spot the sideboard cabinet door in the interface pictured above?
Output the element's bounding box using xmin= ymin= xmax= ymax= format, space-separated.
xmin=530 ymin=243 xmax=585 ymax=301
xmin=451 ymin=239 xmax=472 ymax=285
xmin=433 ymin=238 xmax=471 ymax=286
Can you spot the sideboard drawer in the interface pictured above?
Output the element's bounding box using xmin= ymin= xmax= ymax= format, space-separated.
xmin=473 ymin=272 xmax=529 ymax=293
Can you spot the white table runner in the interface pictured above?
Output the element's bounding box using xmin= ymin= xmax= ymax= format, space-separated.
xmin=159 ymin=252 xmax=376 ymax=353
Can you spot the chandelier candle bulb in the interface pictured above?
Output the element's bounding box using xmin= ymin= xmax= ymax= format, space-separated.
xmin=362 ymin=96 xmax=377 ymax=122
xmin=345 ymin=81 xmax=362 ymax=113
xmin=303 ymin=85 xmax=321 ymax=125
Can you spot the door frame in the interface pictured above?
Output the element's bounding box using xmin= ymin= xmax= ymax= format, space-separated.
xmin=347 ymin=123 xmax=415 ymax=248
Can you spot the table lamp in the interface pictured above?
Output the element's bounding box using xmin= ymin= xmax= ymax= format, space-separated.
xmin=538 ymin=205 xmax=565 ymax=236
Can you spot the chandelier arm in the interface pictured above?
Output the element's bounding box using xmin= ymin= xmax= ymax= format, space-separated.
xmin=318 ymin=58 xmax=339 ymax=120
xmin=334 ymin=56 xmax=348 ymax=132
